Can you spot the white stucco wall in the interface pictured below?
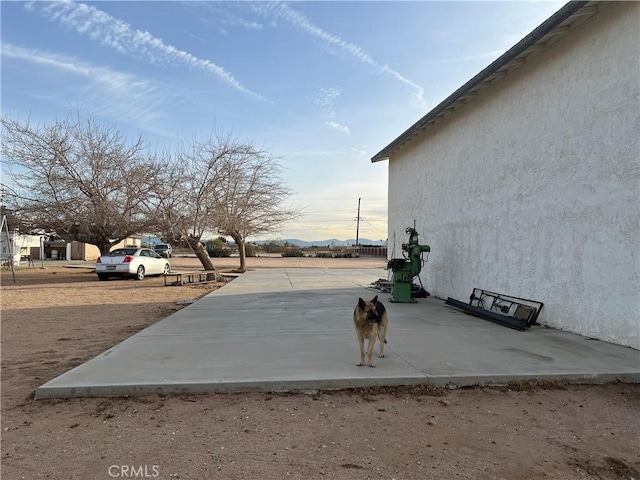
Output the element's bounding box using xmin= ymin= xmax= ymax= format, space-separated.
xmin=387 ymin=2 xmax=639 ymax=349
xmin=0 ymin=232 xmax=42 ymax=263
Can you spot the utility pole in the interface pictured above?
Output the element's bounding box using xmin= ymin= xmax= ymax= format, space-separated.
xmin=355 ymin=198 xmax=361 ymax=257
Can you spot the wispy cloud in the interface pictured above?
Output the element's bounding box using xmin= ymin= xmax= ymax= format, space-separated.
xmin=26 ymin=1 xmax=270 ymax=102
xmin=314 ymin=86 xmax=349 ymax=134
xmin=2 ymin=43 xmax=162 ymax=126
xmin=232 ymin=17 xmax=263 ymax=31
xmin=351 ymin=147 xmax=367 ymax=157
xmin=197 ymin=3 xmax=264 ymax=31
xmin=257 ymin=2 xmax=425 ymax=106
xmin=325 ymin=121 xmax=350 ymax=135
xmin=314 ymin=86 xmax=342 ymax=109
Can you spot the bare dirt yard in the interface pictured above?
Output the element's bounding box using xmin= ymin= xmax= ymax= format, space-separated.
xmin=1 ymin=256 xmax=639 ymax=480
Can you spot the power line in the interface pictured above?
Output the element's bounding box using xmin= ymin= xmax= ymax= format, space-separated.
xmin=361 ymin=217 xmax=385 ymax=235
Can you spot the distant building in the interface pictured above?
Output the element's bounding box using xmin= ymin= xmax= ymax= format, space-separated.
xmin=0 ymin=232 xmax=144 ymax=262
xmin=373 ymin=2 xmax=639 ymax=348
xmin=0 ymin=231 xmax=43 ymax=265
xmin=73 ymin=235 xmax=143 ymax=260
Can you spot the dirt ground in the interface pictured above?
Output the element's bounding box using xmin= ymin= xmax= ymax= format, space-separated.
xmin=1 ymin=256 xmax=639 ymax=480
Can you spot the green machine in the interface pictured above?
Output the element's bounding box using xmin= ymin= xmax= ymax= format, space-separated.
xmin=387 ymin=227 xmax=431 ymax=303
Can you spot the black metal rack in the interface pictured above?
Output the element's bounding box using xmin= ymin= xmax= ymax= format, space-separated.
xmin=446 ymin=288 xmax=544 ymax=331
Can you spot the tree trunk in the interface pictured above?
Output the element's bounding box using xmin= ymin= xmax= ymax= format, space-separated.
xmin=97 ymin=238 xmax=113 ymax=255
xmin=96 ymin=237 xmax=129 ymax=255
xmin=231 ymin=234 xmax=246 ymax=272
xmin=183 ymin=235 xmax=222 ymax=281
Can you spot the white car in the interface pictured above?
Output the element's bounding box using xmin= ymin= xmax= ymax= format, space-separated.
xmin=95 ymin=247 xmax=171 ymax=281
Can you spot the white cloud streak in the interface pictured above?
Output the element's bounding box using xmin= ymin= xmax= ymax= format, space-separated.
xmin=259 ymin=2 xmax=425 ymax=106
xmin=2 ymin=43 xmax=162 ymax=126
xmin=28 ymin=0 xmax=270 ymax=102
xmin=232 ymin=18 xmax=263 ymax=31
xmin=197 ymin=4 xmax=264 ymax=32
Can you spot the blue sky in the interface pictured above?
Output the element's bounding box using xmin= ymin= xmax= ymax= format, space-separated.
xmin=1 ymin=0 xmax=565 ymax=241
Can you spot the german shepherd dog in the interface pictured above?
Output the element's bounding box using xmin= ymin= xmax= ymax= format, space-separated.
xmin=353 ymin=295 xmax=388 ymax=367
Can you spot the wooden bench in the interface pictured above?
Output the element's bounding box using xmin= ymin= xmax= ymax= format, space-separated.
xmin=164 ymin=270 xmax=226 ymax=286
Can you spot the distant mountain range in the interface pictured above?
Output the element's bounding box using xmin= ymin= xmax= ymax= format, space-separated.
xmin=250 ymin=238 xmax=385 ymax=247
xmin=143 ymin=235 xmax=385 ymax=248
xmin=142 ymin=235 xmax=385 ymax=247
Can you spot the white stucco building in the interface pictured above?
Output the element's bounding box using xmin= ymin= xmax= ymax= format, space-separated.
xmin=372 ymin=1 xmax=639 ymax=349
xmin=0 ymin=231 xmax=43 ymax=264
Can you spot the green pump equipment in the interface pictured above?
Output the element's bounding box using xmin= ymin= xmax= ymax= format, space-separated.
xmin=387 ymin=227 xmax=431 ymax=303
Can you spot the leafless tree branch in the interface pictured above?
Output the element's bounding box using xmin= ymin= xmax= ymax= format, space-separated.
xmin=1 ymin=113 xmax=159 ymax=254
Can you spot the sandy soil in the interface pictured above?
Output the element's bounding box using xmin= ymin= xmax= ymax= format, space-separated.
xmin=1 ymin=256 xmax=638 ymax=480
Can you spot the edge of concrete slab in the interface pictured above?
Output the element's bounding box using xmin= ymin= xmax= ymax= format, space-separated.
xmin=32 ymin=268 xmax=640 ymax=400
xmin=34 ymin=371 xmax=640 ymax=399
xmin=35 ymin=376 xmax=427 ymax=399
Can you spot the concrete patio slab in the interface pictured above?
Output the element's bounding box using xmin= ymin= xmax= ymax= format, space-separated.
xmin=36 ymin=268 xmax=639 ymax=398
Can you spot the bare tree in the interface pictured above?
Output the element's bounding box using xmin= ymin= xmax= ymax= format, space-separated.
xmin=212 ymin=144 xmax=300 ymax=272
xmin=2 ymin=110 xmax=299 ymax=272
xmin=0 ymin=204 xmax=32 ymax=232
xmin=152 ymin=131 xmax=299 ymax=273
xmin=150 ymin=131 xmax=251 ymax=275
xmin=1 ymin=114 xmax=158 ymax=254
xmin=150 ymin=147 xmax=219 ymax=274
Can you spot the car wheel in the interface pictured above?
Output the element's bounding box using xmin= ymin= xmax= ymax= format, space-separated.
xmin=97 ymin=273 xmax=109 ymax=281
xmin=163 ymin=263 xmax=170 ymax=275
xmin=136 ymin=265 xmax=145 ymax=280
